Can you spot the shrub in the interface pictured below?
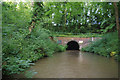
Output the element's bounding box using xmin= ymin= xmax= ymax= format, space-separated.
xmin=2 ymin=2 xmax=66 ymax=76
xmin=55 ymin=45 xmax=67 ymax=52
xmin=82 ymin=32 xmax=119 ymax=61
xmin=2 ymin=25 xmax=65 ymax=75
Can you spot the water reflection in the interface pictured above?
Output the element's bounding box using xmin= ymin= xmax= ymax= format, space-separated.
xmin=78 ymin=51 xmax=83 ymax=62
xmin=14 ymin=51 xmax=118 ymax=78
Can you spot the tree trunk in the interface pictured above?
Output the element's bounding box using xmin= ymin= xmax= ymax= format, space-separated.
xmin=113 ymin=2 xmax=120 ymax=39
xmin=113 ymin=2 xmax=120 ymax=57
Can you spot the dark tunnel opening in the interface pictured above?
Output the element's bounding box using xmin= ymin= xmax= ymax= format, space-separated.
xmin=66 ymin=41 xmax=79 ymax=50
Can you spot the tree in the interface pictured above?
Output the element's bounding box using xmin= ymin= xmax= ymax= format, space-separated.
xmin=29 ymin=2 xmax=44 ymax=32
xmin=34 ymin=2 xmax=116 ymax=34
xmin=113 ymin=2 xmax=120 ymax=39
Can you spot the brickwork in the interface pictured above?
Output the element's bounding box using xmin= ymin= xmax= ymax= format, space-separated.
xmin=56 ymin=37 xmax=100 ymax=50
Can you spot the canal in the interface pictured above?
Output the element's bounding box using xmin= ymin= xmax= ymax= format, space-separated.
xmin=15 ymin=51 xmax=118 ymax=78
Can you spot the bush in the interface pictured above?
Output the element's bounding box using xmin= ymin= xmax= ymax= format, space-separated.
xmin=55 ymin=45 xmax=67 ymax=52
xmin=2 ymin=2 xmax=66 ymax=76
xmin=82 ymin=32 xmax=119 ymax=60
xmin=2 ymin=24 xmax=65 ymax=75
xmin=2 ymin=57 xmax=30 ymax=75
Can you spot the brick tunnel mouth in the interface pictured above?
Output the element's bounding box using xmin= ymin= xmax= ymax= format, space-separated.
xmin=66 ymin=41 xmax=79 ymax=50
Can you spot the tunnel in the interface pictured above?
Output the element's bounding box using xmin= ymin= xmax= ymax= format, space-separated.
xmin=66 ymin=41 xmax=79 ymax=50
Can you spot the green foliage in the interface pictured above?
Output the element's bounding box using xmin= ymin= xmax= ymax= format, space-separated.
xmin=56 ymin=45 xmax=67 ymax=52
xmin=82 ymin=32 xmax=119 ymax=61
xmin=25 ymin=70 xmax=37 ymax=78
xmin=100 ymin=24 xmax=115 ymax=33
xmin=43 ymin=2 xmax=116 ymax=33
xmin=2 ymin=25 xmax=64 ymax=75
xmin=2 ymin=1 xmax=118 ymax=76
xmin=2 ymin=57 xmax=30 ymax=75
xmin=100 ymin=18 xmax=116 ymax=33
xmin=54 ymin=32 xmax=103 ymax=37
xmin=2 ymin=2 xmax=65 ymax=76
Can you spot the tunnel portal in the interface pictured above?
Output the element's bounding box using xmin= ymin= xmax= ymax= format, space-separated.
xmin=66 ymin=41 xmax=79 ymax=50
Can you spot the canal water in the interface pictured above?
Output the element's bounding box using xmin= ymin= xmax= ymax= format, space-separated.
xmin=15 ymin=51 xmax=118 ymax=78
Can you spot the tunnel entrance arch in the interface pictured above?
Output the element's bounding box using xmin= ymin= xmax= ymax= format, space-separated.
xmin=66 ymin=40 xmax=79 ymax=50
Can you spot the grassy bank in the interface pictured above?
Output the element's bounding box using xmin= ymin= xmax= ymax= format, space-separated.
xmin=53 ymin=32 xmax=103 ymax=38
xmin=81 ymin=32 xmax=119 ymax=61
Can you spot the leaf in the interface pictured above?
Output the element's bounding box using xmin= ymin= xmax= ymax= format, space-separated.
xmin=100 ymin=19 xmax=108 ymax=28
xmin=45 ymin=10 xmax=52 ymax=16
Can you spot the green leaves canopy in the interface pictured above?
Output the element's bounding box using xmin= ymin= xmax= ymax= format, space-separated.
xmin=42 ymin=2 xmax=116 ymax=33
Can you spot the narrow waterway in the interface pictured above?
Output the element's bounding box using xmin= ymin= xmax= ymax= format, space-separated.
xmin=15 ymin=51 xmax=118 ymax=78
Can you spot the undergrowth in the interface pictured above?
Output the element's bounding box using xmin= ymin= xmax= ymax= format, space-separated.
xmin=82 ymin=32 xmax=119 ymax=61
xmin=2 ymin=2 xmax=66 ymax=76
xmin=2 ymin=26 xmax=66 ymax=75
